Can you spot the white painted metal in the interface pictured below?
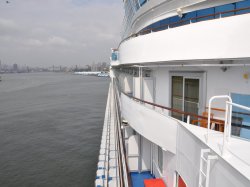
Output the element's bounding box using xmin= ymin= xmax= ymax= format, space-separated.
xmin=98 ymin=161 xmax=105 ymax=169
xmin=187 ymin=115 xmax=190 ymax=125
xmin=109 ymin=168 xmax=118 ymax=178
xmin=95 ymin=179 xmax=104 ymax=187
xmin=127 ymin=135 xmax=140 ymax=171
xmin=207 ymin=95 xmax=233 ymax=155
xmin=123 ymin=0 xmax=237 ymax=38
xmin=109 ymin=159 xmax=117 ymax=168
xmin=121 ymin=93 xmax=178 ymax=153
xmin=137 ymin=63 xmax=250 ymax=68
xmin=109 ymin=151 xmax=117 ymax=159
xmin=124 ymin=126 xmax=133 ymax=139
xmin=107 ymin=1 xmax=250 ymax=186
xmin=198 ymin=149 xmax=218 ymax=187
xmin=207 ymin=96 xmax=232 ymax=137
xmin=227 ymin=101 xmax=250 ymax=112
xmin=141 ymin=136 xmax=151 ymax=171
xmin=133 ymin=77 xmax=141 ymax=98
xmin=119 ymin=14 xmax=250 ymax=64
xmin=108 ymin=180 xmax=117 ymax=187
xmin=95 ymin=83 xmax=130 ymax=187
xmin=143 ymin=78 xmax=154 ymax=108
xmin=120 ymin=91 xmax=250 ymax=186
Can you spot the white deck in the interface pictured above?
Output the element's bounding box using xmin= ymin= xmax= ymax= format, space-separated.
xmin=181 ymin=122 xmax=250 ymax=181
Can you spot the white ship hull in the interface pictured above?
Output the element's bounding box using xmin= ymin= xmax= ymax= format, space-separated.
xmin=96 ymin=0 xmax=250 ymax=186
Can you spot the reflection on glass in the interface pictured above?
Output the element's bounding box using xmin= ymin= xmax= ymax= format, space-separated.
xmin=171 ymin=76 xmax=200 ymax=122
xmin=184 ymin=78 xmax=199 ymax=121
xmin=172 ymin=76 xmax=183 ymax=120
xmin=231 ymin=93 xmax=250 ymax=140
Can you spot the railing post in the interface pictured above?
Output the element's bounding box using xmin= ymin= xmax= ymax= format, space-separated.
xmin=227 ymin=102 xmax=232 ymax=142
xmin=222 ymin=102 xmax=229 ymax=155
xmin=207 ymin=98 xmax=212 ymax=143
xmin=187 ymin=115 xmax=190 ymax=125
xmin=207 ymin=95 xmax=232 ymax=144
xmin=139 ymin=66 xmax=143 ymax=101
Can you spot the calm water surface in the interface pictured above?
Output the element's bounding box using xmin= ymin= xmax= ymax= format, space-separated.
xmin=0 ymin=73 xmax=109 ymax=187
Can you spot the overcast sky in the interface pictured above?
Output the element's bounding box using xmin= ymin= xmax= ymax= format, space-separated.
xmin=0 ymin=0 xmax=123 ymax=67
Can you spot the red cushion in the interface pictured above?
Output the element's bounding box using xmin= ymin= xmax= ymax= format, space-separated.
xmin=144 ymin=178 xmax=166 ymax=187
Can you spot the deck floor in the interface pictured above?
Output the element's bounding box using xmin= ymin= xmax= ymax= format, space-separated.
xmin=130 ymin=171 xmax=154 ymax=187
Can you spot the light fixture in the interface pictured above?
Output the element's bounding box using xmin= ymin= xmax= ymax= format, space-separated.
xmin=177 ymin=8 xmax=183 ymax=18
xmin=220 ymin=61 xmax=231 ymax=72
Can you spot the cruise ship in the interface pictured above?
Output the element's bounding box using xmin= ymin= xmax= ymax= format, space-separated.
xmin=96 ymin=0 xmax=250 ymax=187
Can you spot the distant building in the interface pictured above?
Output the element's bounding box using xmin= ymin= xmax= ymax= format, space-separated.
xmin=13 ymin=64 xmax=18 ymax=72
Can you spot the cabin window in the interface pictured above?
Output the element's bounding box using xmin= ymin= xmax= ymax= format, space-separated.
xmin=158 ymin=146 xmax=163 ymax=173
xmin=172 ymin=76 xmax=184 ymax=120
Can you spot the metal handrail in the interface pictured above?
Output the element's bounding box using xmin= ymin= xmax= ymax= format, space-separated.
xmin=205 ymin=106 xmax=250 ymax=117
xmin=118 ymin=6 xmax=250 ymax=48
xmin=121 ymin=91 xmax=224 ymax=124
xmin=113 ymin=79 xmax=131 ymax=187
xmin=121 ymin=90 xmax=250 ymax=131
xmin=104 ymin=84 xmax=112 ymax=187
xmin=207 ymin=96 xmax=232 ymax=150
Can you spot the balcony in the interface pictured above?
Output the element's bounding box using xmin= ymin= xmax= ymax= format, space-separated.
xmin=119 ymin=8 xmax=250 ymax=65
xmin=119 ymin=91 xmax=250 ymax=184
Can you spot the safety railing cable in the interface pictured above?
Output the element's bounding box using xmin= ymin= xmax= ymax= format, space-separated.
xmin=113 ymin=78 xmax=131 ymax=187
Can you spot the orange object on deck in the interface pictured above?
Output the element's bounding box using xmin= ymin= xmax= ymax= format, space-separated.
xmin=144 ymin=178 xmax=166 ymax=187
xmin=178 ymin=176 xmax=187 ymax=187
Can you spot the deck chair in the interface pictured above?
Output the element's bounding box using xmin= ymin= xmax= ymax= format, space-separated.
xmin=192 ymin=112 xmax=214 ymax=128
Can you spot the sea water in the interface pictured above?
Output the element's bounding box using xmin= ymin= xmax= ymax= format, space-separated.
xmin=0 ymin=72 xmax=109 ymax=187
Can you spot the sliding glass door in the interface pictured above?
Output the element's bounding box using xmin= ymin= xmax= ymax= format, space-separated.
xmin=172 ymin=76 xmax=184 ymax=120
xmin=172 ymin=76 xmax=200 ymax=121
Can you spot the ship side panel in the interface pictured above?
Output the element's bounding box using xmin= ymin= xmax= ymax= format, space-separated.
xmin=121 ymin=93 xmax=178 ymax=154
xmin=176 ymin=125 xmax=250 ymax=187
xmin=120 ymin=14 xmax=250 ymax=64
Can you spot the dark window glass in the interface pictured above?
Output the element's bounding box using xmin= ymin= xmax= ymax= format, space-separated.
xmin=196 ymin=8 xmax=215 ymax=22
xmin=139 ymin=0 xmax=147 ymax=7
xmin=215 ymin=4 xmax=235 ymax=18
xmin=236 ymin=0 xmax=250 ymax=14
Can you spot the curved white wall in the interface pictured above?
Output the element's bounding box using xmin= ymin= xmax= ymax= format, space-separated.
xmin=129 ymin=0 xmax=234 ymax=35
xmin=119 ymin=14 xmax=250 ymax=64
xmin=121 ymin=93 xmax=178 ymax=154
xmin=120 ymin=92 xmax=250 ymax=187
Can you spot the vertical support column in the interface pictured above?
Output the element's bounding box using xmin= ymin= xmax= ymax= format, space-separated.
xmin=139 ymin=66 xmax=143 ymax=100
xmin=150 ymin=142 xmax=153 ymax=175
xmin=227 ymin=103 xmax=232 ymax=142
xmin=139 ymin=135 xmax=142 ymax=173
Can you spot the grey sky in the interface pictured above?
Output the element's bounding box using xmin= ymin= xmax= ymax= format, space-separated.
xmin=0 ymin=0 xmax=123 ymax=67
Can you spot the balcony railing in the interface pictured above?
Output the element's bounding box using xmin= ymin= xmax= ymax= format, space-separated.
xmin=120 ymin=91 xmax=250 ymax=140
xmin=119 ymin=4 xmax=250 ymax=48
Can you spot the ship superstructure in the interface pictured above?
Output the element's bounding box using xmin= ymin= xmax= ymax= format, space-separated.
xmin=96 ymin=0 xmax=250 ymax=187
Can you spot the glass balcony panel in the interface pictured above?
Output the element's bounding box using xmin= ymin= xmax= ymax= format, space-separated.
xmin=196 ymin=7 xmax=215 ymax=22
xmin=215 ymin=4 xmax=235 ymax=18
xmin=236 ymin=0 xmax=250 ymax=14
xmin=231 ymin=93 xmax=250 ymax=140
